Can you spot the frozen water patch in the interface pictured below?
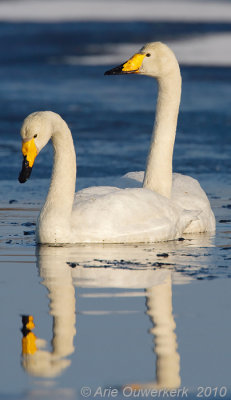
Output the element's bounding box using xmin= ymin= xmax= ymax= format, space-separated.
xmin=63 ymin=33 xmax=231 ymax=66
xmin=169 ymin=33 xmax=231 ymax=66
xmin=0 ymin=0 xmax=231 ymax=22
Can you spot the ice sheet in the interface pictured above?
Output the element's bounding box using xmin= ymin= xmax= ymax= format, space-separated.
xmin=64 ymin=33 xmax=231 ymax=66
xmin=0 ymin=0 xmax=231 ymax=22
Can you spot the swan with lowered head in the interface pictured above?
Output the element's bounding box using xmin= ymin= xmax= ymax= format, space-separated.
xmin=18 ymin=110 xmax=198 ymax=244
xmin=105 ymin=41 xmax=215 ymax=234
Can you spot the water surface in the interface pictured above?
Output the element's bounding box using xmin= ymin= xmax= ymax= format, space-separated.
xmin=0 ymin=11 xmax=231 ymax=400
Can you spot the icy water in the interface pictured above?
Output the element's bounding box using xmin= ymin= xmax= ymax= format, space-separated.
xmin=0 ymin=16 xmax=231 ymax=400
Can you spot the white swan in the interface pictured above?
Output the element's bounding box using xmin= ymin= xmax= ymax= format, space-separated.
xmin=18 ymin=44 xmax=214 ymax=244
xmin=18 ymin=110 xmax=196 ymax=244
xmin=105 ymin=41 xmax=215 ymax=234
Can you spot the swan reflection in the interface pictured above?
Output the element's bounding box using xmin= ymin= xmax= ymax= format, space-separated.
xmin=21 ymin=250 xmax=76 ymax=377
xmin=128 ymin=275 xmax=180 ymax=390
xmin=21 ymin=239 xmax=213 ymax=388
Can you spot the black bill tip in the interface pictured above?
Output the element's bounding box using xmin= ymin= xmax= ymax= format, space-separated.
xmin=104 ymin=63 xmax=126 ymax=75
xmin=18 ymin=156 xmax=32 ymax=183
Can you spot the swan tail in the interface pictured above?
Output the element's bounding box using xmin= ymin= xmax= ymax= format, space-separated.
xmin=180 ymin=209 xmax=201 ymax=232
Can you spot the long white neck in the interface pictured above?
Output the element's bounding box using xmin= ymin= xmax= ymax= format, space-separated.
xmin=143 ymin=68 xmax=181 ymax=198
xmin=37 ymin=116 xmax=76 ymax=243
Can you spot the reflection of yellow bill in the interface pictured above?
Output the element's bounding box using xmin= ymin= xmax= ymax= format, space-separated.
xmin=22 ymin=332 xmax=37 ymax=355
xmin=122 ymin=54 xmax=145 ymax=73
xmin=22 ymin=315 xmax=37 ymax=355
xmin=25 ymin=315 xmax=35 ymax=330
xmin=22 ymin=138 xmax=38 ymax=168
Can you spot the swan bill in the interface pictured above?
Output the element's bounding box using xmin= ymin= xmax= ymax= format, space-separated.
xmin=21 ymin=137 xmax=38 ymax=167
xmin=104 ymin=63 xmax=127 ymax=75
xmin=18 ymin=155 xmax=33 ymax=183
xmin=18 ymin=137 xmax=38 ymax=183
xmin=104 ymin=53 xmax=145 ymax=75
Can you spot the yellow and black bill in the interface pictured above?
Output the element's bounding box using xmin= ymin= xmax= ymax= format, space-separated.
xmin=21 ymin=315 xmax=37 ymax=355
xmin=18 ymin=138 xmax=38 ymax=183
xmin=18 ymin=156 xmax=33 ymax=183
xmin=104 ymin=53 xmax=145 ymax=75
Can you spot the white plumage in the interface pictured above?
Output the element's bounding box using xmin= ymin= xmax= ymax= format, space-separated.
xmin=18 ymin=42 xmax=215 ymax=244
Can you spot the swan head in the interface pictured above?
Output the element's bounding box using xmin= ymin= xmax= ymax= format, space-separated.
xmin=18 ymin=111 xmax=57 ymax=183
xmin=104 ymin=42 xmax=179 ymax=78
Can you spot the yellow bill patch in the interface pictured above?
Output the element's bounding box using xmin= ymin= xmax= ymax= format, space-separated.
xmin=22 ymin=332 xmax=37 ymax=355
xmin=22 ymin=138 xmax=38 ymax=168
xmin=122 ymin=53 xmax=145 ymax=73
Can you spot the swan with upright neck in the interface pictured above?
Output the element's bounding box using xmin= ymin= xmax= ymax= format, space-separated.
xmin=18 ymin=42 xmax=215 ymax=244
xmin=105 ymin=41 xmax=215 ymax=233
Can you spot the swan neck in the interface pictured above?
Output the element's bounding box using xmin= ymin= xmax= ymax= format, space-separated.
xmin=37 ymin=117 xmax=76 ymax=243
xmin=143 ymin=70 xmax=181 ymax=198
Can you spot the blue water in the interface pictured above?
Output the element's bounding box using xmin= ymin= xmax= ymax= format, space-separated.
xmin=0 ymin=19 xmax=231 ymax=400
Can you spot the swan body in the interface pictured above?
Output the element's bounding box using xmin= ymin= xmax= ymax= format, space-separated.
xmin=18 ymin=42 xmax=215 ymax=244
xmin=71 ymin=184 xmax=196 ymax=243
xmin=18 ymin=111 xmax=196 ymax=244
xmin=122 ymin=171 xmax=215 ymax=233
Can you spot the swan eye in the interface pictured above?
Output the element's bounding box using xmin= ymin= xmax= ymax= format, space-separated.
xmin=146 ymin=53 xmax=151 ymax=57
xmin=34 ymin=134 xmax=37 ymax=138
